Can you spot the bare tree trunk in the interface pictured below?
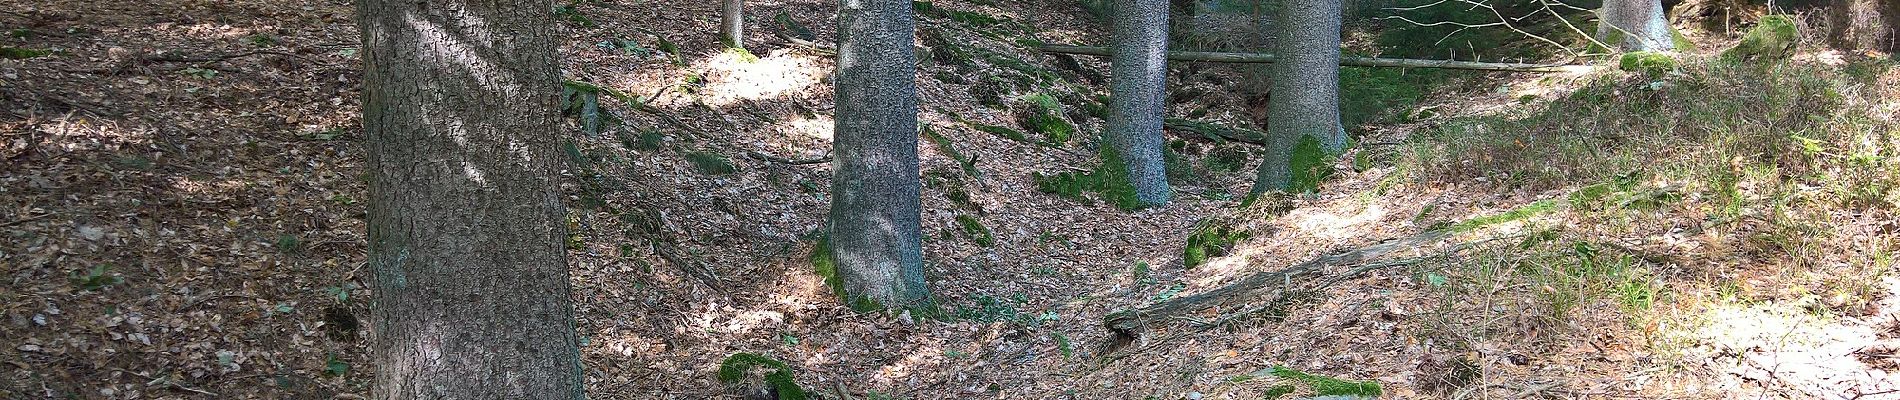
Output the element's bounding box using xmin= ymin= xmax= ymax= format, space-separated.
xmin=827 ymin=0 xmax=929 ymax=309
xmin=1106 ymin=0 xmax=1172 ymax=207
xmin=1597 ymin=0 xmax=1676 ymax=51
xmin=357 ymin=0 xmax=583 ymax=398
xmin=1248 ymin=0 xmax=1346 ymax=197
xmin=722 ymin=0 xmax=745 ymax=50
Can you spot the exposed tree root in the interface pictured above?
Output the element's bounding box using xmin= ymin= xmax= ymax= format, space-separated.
xmin=1104 ymin=229 xmax=1458 ymax=338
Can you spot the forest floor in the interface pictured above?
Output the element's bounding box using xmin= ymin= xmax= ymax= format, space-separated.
xmin=3 ymin=0 xmax=1899 ymax=399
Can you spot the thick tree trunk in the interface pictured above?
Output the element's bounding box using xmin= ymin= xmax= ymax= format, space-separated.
xmin=827 ymin=0 xmax=928 ymax=309
xmin=357 ymin=0 xmax=583 ymax=398
xmin=1105 ymin=0 xmax=1173 ymax=207
xmin=722 ymin=0 xmax=745 ymax=50
xmin=1597 ymin=0 xmax=1676 ymax=51
xmin=1249 ymin=0 xmax=1346 ymax=196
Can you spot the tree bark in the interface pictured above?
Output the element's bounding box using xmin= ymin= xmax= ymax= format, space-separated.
xmin=1038 ymin=45 xmax=1598 ymax=73
xmin=722 ymin=0 xmax=745 ymax=50
xmin=1105 ymin=0 xmax=1173 ymax=207
xmin=827 ymin=0 xmax=929 ymax=309
xmin=357 ymin=0 xmax=583 ymax=398
xmin=1597 ymin=0 xmax=1676 ymax=51
xmin=1249 ymin=0 xmax=1346 ymax=196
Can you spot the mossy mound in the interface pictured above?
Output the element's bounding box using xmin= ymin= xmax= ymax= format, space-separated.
xmin=1183 ymin=219 xmax=1248 ymax=268
xmin=1032 ymin=141 xmax=1146 ymax=211
xmin=1722 ymin=15 xmax=1797 ymax=63
xmin=1016 ymin=93 xmax=1076 ymax=144
xmin=1618 ymin=52 xmax=1679 ymax=76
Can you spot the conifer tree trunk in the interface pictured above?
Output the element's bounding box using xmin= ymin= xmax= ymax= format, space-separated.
xmin=722 ymin=0 xmax=745 ymax=50
xmin=1597 ymin=0 xmax=1676 ymax=51
xmin=357 ymin=0 xmax=583 ymax=398
xmin=1249 ymin=0 xmax=1346 ymax=196
xmin=826 ymin=0 xmax=928 ymax=309
xmin=1106 ymin=0 xmax=1173 ymax=207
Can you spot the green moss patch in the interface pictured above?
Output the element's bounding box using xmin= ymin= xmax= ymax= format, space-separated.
xmin=923 ymin=125 xmax=982 ymax=178
xmin=955 ymin=214 xmax=996 ymax=247
xmin=716 ymin=353 xmax=807 ymax=400
xmin=1619 ymin=52 xmax=1678 ymax=76
xmin=1268 ymin=366 xmax=1382 ymax=397
xmin=1449 ymin=199 xmax=1559 ymax=232
xmin=1032 ymin=142 xmax=1146 ymax=211
xmin=1017 ymin=93 xmax=1075 ymax=144
xmin=1285 ymin=134 xmax=1337 ymax=194
xmin=684 ymin=150 xmax=737 ymax=175
xmin=1183 ymin=219 xmax=1248 ymax=268
xmin=0 ymin=47 xmax=51 ymax=59
xmin=1722 ymin=15 xmax=1798 ymax=63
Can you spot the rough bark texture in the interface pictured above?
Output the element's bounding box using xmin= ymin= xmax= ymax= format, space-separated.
xmin=828 ymin=0 xmax=928 ymax=309
xmin=1597 ymin=0 xmax=1676 ymax=51
xmin=358 ymin=0 xmax=583 ymax=398
xmin=1249 ymin=0 xmax=1345 ymax=195
xmin=1105 ymin=0 xmax=1173 ymax=207
xmin=722 ymin=0 xmax=745 ymax=50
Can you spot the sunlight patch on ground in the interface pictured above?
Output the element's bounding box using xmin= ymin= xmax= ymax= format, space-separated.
xmin=696 ymin=49 xmax=825 ymax=108
xmin=782 ymin=114 xmax=835 ymax=140
xmin=1667 ymin=276 xmax=1900 ymax=397
xmin=1288 ymin=202 xmax=1389 ymax=240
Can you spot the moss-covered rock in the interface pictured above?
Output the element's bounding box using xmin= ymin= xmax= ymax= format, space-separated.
xmin=1722 ymin=15 xmax=1797 ymax=63
xmin=1016 ymin=93 xmax=1076 ymax=144
xmin=1618 ymin=51 xmax=1678 ymax=75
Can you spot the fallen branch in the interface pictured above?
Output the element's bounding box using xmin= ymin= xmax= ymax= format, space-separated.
xmin=1104 ymin=229 xmax=1454 ymax=337
xmin=1039 ymin=45 xmax=1596 ymax=73
xmin=1163 ymin=118 xmax=1267 ymax=146
xmin=745 ymin=150 xmax=831 ymax=165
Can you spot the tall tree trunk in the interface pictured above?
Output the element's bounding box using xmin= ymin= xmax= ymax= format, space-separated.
xmin=1248 ymin=0 xmax=1346 ymax=197
xmin=1597 ymin=0 xmax=1676 ymax=51
xmin=1106 ymin=0 xmax=1173 ymax=207
xmin=358 ymin=0 xmax=583 ymax=398
xmin=826 ymin=0 xmax=928 ymax=309
xmin=722 ymin=0 xmax=745 ymax=50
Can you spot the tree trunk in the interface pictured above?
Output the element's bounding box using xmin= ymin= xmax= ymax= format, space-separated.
xmin=1248 ymin=0 xmax=1346 ymax=197
xmin=722 ymin=0 xmax=745 ymax=50
xmin=1597 ymin=0 xmax=1676 ymax=51
xmin=827 ymin=0 xmax=929 ymax=309
xmin=357 ymin=0 xmax=583 ymax=398
xmin=1105 ymin=0 xmax=1173 ymax=207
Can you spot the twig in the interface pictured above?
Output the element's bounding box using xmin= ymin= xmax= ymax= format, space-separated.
xmin=745 ymin=150 xmax=831 ymax=165
xmin=1 ymin=211 xmax=56 ymax=227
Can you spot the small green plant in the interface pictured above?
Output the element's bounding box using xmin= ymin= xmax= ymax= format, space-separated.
xmin=275 ymin=234 xmax=303 ymax=253
xmin=71 ymin=265 xmax=123 ymax=291
xmin=717 ymin=353 xmax=807 ymax=400
xmin=322 ymin=353 xmax=350 ymax=377
xmin=1050 ymin=331 xmax=1074 ymax=358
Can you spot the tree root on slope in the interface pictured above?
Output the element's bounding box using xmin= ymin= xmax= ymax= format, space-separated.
xmin=1093 ymin=227 xmax=1546 ymax=367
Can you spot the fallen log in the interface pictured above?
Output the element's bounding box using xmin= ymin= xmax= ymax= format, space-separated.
xmin=1039 ymin=45 xmax=1597 ymax=73
xmin=1104 ymin=229 xmax=1454 ymax=337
